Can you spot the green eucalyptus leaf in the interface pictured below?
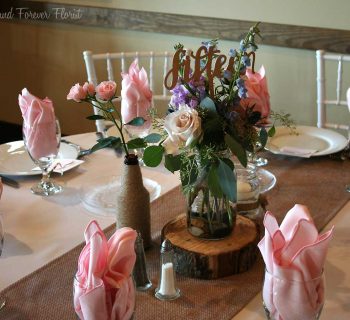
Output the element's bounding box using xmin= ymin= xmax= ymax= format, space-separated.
xmin=143 ymin=145 xmax=164 ymax=167
xmin=90 ymin=136 xmax=120 ymax=153
xmin=259 ymin=127 xmax=268 ymax=147
xmin=268 ymin=125 xmax=276 ymax=137
xmin=127 ymin=138 xmax=146 ymax=149
xmin=126 ymin=117 xmax=146 ymax=126
xmin=224 ymin=134 xmax=247 ymax=167
xmin=144 ymin=133 xmax=162 ymax=143
xmin=86 ymin=115 xmax=106 ymax=121
xmin=164 ymin=154 xmax=182 ymax=173
xmin=208 ymin=165 xmax=223 ymax=198
xmin=199 ymin=96 xmax=216 ymax=113
xmin=220 ymin=157 xmax=235 ymax=171
xmin=217 ymin=159 xmax=236 ymax=202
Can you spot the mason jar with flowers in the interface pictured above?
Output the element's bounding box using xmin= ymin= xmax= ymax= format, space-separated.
xmin=140 ymin=23 xmax=278 ymax=239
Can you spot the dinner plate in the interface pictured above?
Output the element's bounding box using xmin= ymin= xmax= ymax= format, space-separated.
xmin=80 ymin=176 xmax=161 ymax=217
xmin=266 ymin=126 xmax=348 ymax=157
xmin=0 ymin=141 xmax=79 ymax=176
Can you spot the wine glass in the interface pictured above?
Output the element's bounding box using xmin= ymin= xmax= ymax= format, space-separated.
xmin=248 ymin=127 xmax=268 ymax=167
xmin=262 ymin=269 xmax=325 ymax=319
xmin=124 ymin=120 xmax=151 ymax=165
xmin=23 ymin=119 xmax=63 ymax=196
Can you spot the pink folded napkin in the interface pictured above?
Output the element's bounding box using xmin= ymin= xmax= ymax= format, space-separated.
xmin=74 ymin=221 xmax=137 ymax=320
xmin=258 ymin=204 xmax=333 ymax=320
xmin=121 ymin=60 xmax=152 ymax=134
xmin=18 ymin=88 xmax=57 ymax=160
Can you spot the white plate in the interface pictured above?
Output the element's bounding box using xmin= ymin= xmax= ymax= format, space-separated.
xmin=266 ymin=126 xmax=348 ymax=157
xmin=80 ymin=176 xmax=161 ymax=217
xmin=0 ymin=141 xmax=79 ymax=176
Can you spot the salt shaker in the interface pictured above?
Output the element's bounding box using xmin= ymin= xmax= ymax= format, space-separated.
xmin=155 ymin=239 xmax=180 ymax=301
xmin=133 ymin=232 xmax=152 ymax=291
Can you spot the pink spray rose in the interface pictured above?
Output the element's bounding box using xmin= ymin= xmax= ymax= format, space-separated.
xmin=95 ymin=81 xmax=117 ymax=101
xmin=241 ymin=65 xmax=271 ymax=122
xmin=67 ymin=83 xmax=87 ymax=102
xmin=83 ymin=82 xmax=95 ymax=96
xmin=121 ymin=60 xmax=152 ymax=125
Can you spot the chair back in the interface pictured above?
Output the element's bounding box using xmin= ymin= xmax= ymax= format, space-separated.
xmin=316 ymin=50 xmax=350 ymax=135
xmin=83 ymin=50 xmax=173 ymax=132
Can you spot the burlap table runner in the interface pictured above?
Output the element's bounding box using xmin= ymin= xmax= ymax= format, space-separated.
xmin=1 ymin=154 xmax=349 ymax=319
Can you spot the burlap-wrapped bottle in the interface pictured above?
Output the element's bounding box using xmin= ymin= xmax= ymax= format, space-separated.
xmin=116 ymin=154 xmax=151 ymax=249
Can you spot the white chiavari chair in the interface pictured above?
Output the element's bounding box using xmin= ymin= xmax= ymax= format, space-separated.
xmin=316 ymin=50 xmax=350 ymax=137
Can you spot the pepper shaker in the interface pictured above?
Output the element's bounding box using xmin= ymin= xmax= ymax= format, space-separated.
xmin=155 ymin=239 xmax=180 ymax=300
xmin=133 ymin=232 xmax=152 ymax=291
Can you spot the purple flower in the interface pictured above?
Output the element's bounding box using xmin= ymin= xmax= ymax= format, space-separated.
xmin=241 ymin=55 xmax=251 ymax=67
xmin=229 ymin=49 xmax=237 ymax=57
xmin=224 ymin=70 xmax=232 ymax=80
xmin=240 ymin=40 xmax=247 ymax=52
xmin=190 ymin=98 xmax=199 ymax=108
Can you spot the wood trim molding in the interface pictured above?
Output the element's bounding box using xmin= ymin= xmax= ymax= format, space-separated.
xmin=1 ymin=0 xmax=350 ymax=54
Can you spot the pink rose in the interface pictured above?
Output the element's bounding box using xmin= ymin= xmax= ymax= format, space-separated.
xmin=121 ymin=60 xmax=153 ymax=125
xmin=67 ymin=83 xmax=87 ymax=102
xmin=83 ymin=82 xmax=95 ymax=96
xmin=95 ymin=81 xmax=117 ymax=101
xmin=241 ymin=66 xmax=271 ymax=122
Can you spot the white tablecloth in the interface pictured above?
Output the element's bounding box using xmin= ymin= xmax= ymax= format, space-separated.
xmin=0 ymin=133 xmax=179 ymax=290
xmin=0 ymin=132 xmax=349 ymax=319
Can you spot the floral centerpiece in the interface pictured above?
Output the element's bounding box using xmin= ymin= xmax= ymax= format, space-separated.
xmin=68 ymin=23 xmax=291 ymax=240
xmin=140 ymin=23 xmax=276 ymax=239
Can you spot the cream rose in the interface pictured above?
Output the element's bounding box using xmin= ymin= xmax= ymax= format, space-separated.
xmin=163 ymin=104 xmax=202 ymax=154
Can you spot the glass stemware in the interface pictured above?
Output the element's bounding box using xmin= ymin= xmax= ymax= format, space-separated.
xmin=262 ymin=269 xmax=325 ymax=320
xmin=23 ymin=119 xmax=63 ymax=196
xmin=124 ymin=120 xmax=151 ymax=164
xmin=248 ymin=125 xmax=269 ymax=167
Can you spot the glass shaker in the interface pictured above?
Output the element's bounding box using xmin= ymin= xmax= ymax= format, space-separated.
xmin=155 ymin=239 xmax=180 ymax=301
xmin=133 ymin=232 xmax=152 ymax=291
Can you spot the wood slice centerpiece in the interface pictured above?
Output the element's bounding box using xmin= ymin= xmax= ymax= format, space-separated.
xmin=162 ymin=214 xmax=260 ymax=279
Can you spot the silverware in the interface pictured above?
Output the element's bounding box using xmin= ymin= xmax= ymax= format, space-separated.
xmin=0 ymin=175 xmax=20 ymax=188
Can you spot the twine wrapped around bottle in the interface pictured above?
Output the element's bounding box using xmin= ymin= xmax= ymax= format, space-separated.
xmin=116 ymin=154 xmax=152 ymax=249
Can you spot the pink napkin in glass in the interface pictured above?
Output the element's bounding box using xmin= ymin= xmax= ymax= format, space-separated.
xmin=258 ymin=204 xmax=333 ymax=320
xmin=18 ymin=88 xmax=57 ymax=160
xmin=74 ymin=221 xmax=137 ymax=320
xmin=121 ymin=60 xmax=152 ymax=131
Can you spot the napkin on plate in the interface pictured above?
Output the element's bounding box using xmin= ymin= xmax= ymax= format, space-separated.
xmin=32 ymin=159 xmax=84 ymax=174
xmin=258 ymin=204 xmax=333 ymax=320
xmin=279 ymin=146 xmax=318 ymax=158
xmin=18 ymin=88 xmax=57 ymax=160
xmin=74 ymin=220 xmax=137 ymax=320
